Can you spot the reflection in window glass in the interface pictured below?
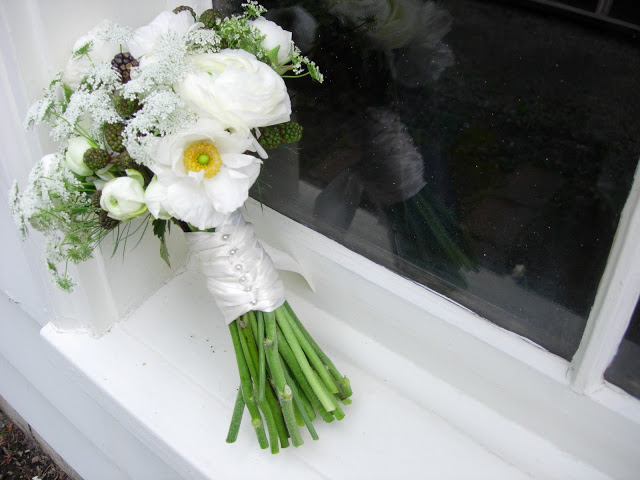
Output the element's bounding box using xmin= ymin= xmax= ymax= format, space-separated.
xmin=610 ymin=1 xmax=640 ymax=26
xmin=605 ymin=298 xmax=640 ymax=398
xmin=251 ymin=0 xmax=640 ymax=360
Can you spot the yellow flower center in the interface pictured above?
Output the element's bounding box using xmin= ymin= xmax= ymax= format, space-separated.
xmin=183 ymin=141 xmax=222 ymax=178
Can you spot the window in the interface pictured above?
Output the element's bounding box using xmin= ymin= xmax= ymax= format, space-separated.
xmin=249 ymin=0 xmax=640 ymax=373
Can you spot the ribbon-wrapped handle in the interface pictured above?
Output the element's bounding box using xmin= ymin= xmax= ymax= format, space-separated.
xmin=185 ymin=211 xmax=285 ymax=324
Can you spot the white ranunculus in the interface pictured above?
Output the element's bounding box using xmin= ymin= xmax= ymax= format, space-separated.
xmin=250 ymin=17 xmax=293 ymax=65
xmin=145 ymin=117 xmax=261 ymax=229
xmin=129 ymin=10 xmax=195 ymax=63
xmin=62 ymin=21 xmax=123 ymax=89
xmin=100 ymin=173 xmax=147 ymax=221
xmin=175 ymin=49 xmax=291 ymax=136
xmin=65 ymin=137 xmax=94 ymax=176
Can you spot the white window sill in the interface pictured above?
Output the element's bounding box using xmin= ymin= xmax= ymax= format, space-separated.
xmin=37 ymin=201 xmax=640 ymax=479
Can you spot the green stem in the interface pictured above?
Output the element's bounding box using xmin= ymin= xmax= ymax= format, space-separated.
xmin=282 ymin=307 xmax=339 ymax=394
xmin=226 ymin=386 xmax=245 ymax=443
xmin=332 ymin=401 xmax=345 ymax=421
xmin=282 ymin=359 xmax=316 ymax=422
xmin=246 ymin=313 xmax=289 ymax=448
xmin=283 ymin=364 xmax=319 ymax=440
xmin=238 ymin=315 xmax=280 ymax=454
xmin=275 ymin=307 xmax=337 ymax=412
xmin=276 ymin=327 xmax=334 ymax=423
xmin=264 ymin=379 xmax=290 ymax=449
xmin=257 ymin=312 xmax=266 ymax=403
xmin=264 ymin=311 xmax=304 ymax=447
xmin=228 ymin=321 xmax=269 ymax=449
xmin=285 ymin=302 xmax=353 ymax=398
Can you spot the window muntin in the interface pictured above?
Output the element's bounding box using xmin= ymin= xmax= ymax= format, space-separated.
xmin=251 ymin=0 xmax=640 ymax=361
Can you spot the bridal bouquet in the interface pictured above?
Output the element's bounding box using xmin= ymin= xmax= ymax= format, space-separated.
xmin=9 ymin=2 xmax=351 ymax=453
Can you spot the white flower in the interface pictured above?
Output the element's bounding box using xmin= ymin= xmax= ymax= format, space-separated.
xmin=145 ymin=118 xmax=261 ymax=229
xmin=65 ymin=137 xmax=94 ymax=176
xmin=100 ymin=171 xmax=147 ymax=221
xmin=250 ymin=17 xmax=293 ymax=65
xmin=62 ymin=21 xmax=124 ymax=89
xmin=129 ymin=10 xmax=194 ymax=64
xmin=144 ymin=176 xmax=172 ymax=220
xmin=175 ymin=49 xmax=291 ymax=136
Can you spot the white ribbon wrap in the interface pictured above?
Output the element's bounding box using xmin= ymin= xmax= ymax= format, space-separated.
xmin=185 ymin=211 xmax=286 ymax=324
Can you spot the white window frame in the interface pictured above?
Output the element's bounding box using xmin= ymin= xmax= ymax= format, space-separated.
xmin=570 ymin=163 xmax=640 ymax=399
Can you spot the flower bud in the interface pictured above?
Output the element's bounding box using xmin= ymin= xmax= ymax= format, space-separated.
xmin=100 ymin=174 xmax=147 ymax=221
xmin=250 ymin=18 xmax=293 ymax=65
xmin=65 ymin=137 xmax=94 ymax=176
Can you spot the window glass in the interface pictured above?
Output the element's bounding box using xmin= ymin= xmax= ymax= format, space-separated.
xmin=251 ymin=0 xmax=640 ymax=360
xmin=605 ymin=297 xmax=640 ymax=398
xmin=609 ymin=0 xmax=640 ymax=26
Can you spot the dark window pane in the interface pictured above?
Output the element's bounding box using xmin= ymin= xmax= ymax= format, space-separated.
xmin=254 ymin=0 xmax=640 ymax=360
xmin=605 ymin=299 xmax=640 ymax=397
xmin=609 ymin=0 xmax=640 ymax=26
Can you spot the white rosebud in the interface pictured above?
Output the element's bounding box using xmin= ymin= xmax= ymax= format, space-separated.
xmin=100 ymin=173 xmax=147 ymax=221
xmin=175 ymin=49 xmax=291 ymax=137
xmin=250 ymin=17 xmax=293 ymax=65
xmin=65 ymin=137 xmax=94 ymax=177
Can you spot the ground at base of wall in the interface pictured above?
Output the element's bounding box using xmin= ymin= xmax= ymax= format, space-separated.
xmin=0 ymin=406 xmax=75 ymax=480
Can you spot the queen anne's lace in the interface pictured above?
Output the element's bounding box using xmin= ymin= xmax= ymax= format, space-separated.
xmin=123 ymin=89 xmax=197 ymax=165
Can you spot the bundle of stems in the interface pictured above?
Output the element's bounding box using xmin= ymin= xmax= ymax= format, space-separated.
xmin=226 ymin=301 xmax=352 ymax=452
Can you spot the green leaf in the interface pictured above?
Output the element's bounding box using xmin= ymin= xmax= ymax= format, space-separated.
xmin=152 ymin=219 xmax=171 ymax=267
xmin=266 ymin=45 xmax=281 ymax=66
xmin=62 ymin=83 xmax=73 ymax=104
xmin=152 ymin=218 xmax=167 ymax=238
xmin=73 ymin=41 xmax=93 ymax=58
xmin=159 ymin=235 xmax=171 ymax=268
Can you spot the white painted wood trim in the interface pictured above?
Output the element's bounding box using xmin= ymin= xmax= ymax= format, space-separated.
xmin=570 ymin=161 xmax=640 ymax=394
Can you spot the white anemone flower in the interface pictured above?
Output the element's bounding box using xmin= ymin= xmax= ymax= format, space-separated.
xmin=145 ymin=118 xmax=261 ymax=229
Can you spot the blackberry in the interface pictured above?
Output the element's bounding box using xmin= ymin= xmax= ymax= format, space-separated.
xmin=173 ymin=5 xmax=196 ymax=20
xmin=104 ymin=123 xmax=125 ymax=152
xmin=199 ymin=9 xmax=221 ymax=29
xmin=90 ymin=190 xmax=102 ymax=209
xmin=113 ymin=150 xmax=137 ymax=170
xmin=99 ymin=210 xmax=120 ymax=230
xmin=258 ymin=126 xmax=282 ymax=150
xmin=83 ymin=148 xmax=111 ymax=171
xmin=113 ymin=91 xmax=141 ymax=117
xmin=277 ymin=121 xmax=303 ymax=143
xmin=111 ymin=52 xmax=139 ymax=83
